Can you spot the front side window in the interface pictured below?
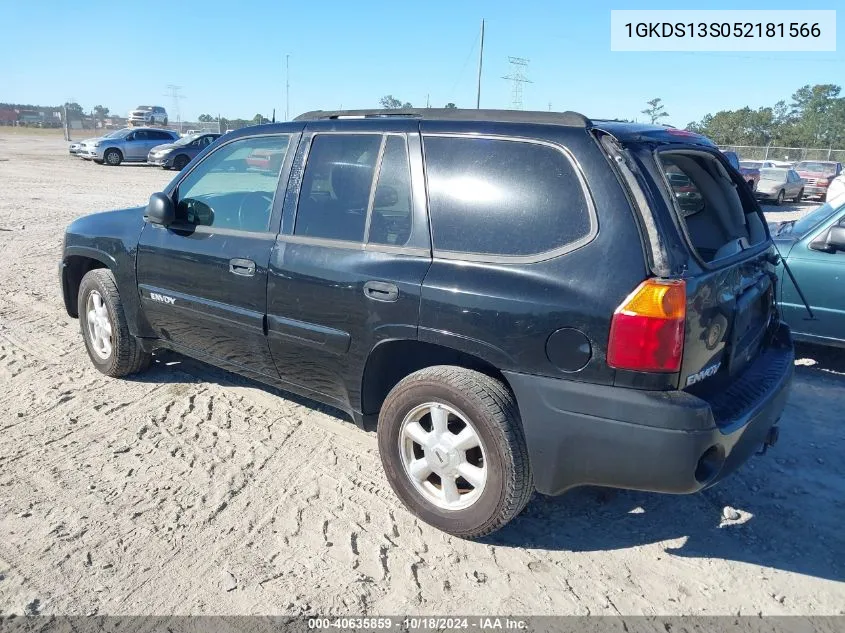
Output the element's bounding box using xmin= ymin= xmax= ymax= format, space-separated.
xmin=423 ymin=136 xmax=592 ymax=257
xmin=176 ymin=135 xmax=291 ymax=232
xmin=294 ymin=134 xmax=382 ymax=242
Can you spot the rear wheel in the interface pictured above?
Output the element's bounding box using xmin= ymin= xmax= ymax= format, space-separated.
xmin=377 ymin=366 xmax=533 ymax=538
xmin=793 ymin=188 xmax=804 ymax=203
xmin=104 ymin=149 xmax=122 ymax=166
xmin=78 ymin=269 xmax=150 ymax=377
xmin=775 ymin=190 xmax=785 ymax=205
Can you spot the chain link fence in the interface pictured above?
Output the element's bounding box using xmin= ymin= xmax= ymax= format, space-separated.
xmin=720 ymin=145 xmax=845 ymax=163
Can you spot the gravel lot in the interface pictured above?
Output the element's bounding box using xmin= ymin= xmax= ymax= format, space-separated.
xmin=0 ymin=131 xmax=843 ymax=617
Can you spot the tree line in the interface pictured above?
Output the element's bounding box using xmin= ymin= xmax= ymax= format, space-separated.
xmin=684 ymin=84 xmax=845 ymax=149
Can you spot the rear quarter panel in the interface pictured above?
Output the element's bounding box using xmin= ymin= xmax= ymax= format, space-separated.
xmin=418 ymin=123 xmax=649 ymax=386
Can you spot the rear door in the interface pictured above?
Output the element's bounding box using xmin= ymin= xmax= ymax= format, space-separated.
xmin=136 ymin=132 xmax=296 ymax=377
xmin=648 ymin=148 xmax=777 ymax=391
xmin=125 ymin=130 xmax=149 ymax=160
xmin=266 ymin=121 xmax=431 ymax=414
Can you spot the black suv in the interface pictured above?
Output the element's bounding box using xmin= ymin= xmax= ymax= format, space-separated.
xmin=59 ymin=109 xmax=794 ymax=538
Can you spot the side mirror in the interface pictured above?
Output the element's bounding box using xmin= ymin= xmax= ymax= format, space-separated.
xmin=144 ymin=192 xmax=175 ymax=226
xmin=810 ymin=225 xmax=845 ymax=253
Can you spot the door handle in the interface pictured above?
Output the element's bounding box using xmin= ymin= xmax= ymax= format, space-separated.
xmin=363 ymin=280 xmax=399 ymax=302
xmin=229 ymin=258 xmax=256 ymax=277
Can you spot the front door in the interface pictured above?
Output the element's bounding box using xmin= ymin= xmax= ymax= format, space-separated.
xmin=266 ymin=122 xmax=431 ymax=414
xmin=136 ymin=132 xmax=297 ymax=378
xmin=781 ymin=208 xmax=845 ymax=344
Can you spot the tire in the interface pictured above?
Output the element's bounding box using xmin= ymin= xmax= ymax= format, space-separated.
xmin=104 ymin=148 xmax=122 ymax=166
xmin=377 ymin=366 xmax=533 ymax=538
xmin=775 ymin=190 xmax=785 ymax=206
xmin=78 ymin=269 xmax=151 ymax=377
xmin=163 ymin=117 xmax=168 ymax=127
xmin=172 ymin=154 xmax=189 ymax=171
xmin=794 ymin=188 xmax=804 ymax=203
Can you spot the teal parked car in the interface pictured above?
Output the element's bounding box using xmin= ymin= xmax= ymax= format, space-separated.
xmin=772 ymin=194 xmax=845 ymax=348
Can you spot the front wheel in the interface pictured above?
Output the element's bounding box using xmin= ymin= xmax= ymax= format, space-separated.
xmin=172 ymin=154 xmax=189 ymax=171
xmin=78 ymin=269 xmax=151 ymax=377
xmin=775 ymin=190 xmax=785 ymax=206
xmin=377 ymin=366 xmax=533 ymax=538
xmin=793 ymin=188 xmax=804 ymax=203
xmin=104 ymin=149 xmax=122 ymax=166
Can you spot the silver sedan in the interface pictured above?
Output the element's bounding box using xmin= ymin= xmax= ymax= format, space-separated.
xmin=754 ymin=168 xmax=804 ymax=205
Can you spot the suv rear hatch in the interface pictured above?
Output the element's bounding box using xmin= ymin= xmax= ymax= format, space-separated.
xmin=601 ymin=133 xmax=781 ymax=411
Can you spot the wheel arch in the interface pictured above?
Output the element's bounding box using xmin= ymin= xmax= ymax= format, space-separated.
xmin=360 ymin=339 xmax=515 ymax=426
xmin=61 ymin=248 xmax=117 ymax=318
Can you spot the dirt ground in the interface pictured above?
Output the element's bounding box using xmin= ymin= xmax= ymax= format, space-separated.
xmin=0 ymin=131 xmax=843 ymax=617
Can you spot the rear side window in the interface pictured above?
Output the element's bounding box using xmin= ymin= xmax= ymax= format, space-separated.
xmin=369 ymin=135 xmax=413 ymax=247
xmin=423 ymin=136 xmax=592 ymax=257
xmin=295 ymin=134 xmax=382 ymax=242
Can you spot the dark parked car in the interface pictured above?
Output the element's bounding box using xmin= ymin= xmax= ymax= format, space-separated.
xmin=739 ymin=160 xmax=776 ymax=191
xmin=148 ymin=132 xmax=221 ymax=170
xmin=59 ymin=109 xmax=793 ymax=537
xmin=772 ymin=195 xmax=845 ymax=348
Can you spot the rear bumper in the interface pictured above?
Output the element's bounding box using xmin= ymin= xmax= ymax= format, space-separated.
xmin=505 ymin=324 xmax=794 ymax=496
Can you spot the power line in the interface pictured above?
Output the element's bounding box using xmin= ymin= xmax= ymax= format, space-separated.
xmin=164 ymin=84 xmax=185 ymax=132
xmin=502 ymin=57 xmax=532 ymax=110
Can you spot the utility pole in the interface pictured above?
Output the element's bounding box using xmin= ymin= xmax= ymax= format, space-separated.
xmin=502 ymin=57 xmax=531 ymax=110
xmin=476 ymin=19 xmax=485 ymax=109
xmin=285 ymin=54 xmax=291 ymax=121
xmin=164 ymin=84 xmax=185 ymax=132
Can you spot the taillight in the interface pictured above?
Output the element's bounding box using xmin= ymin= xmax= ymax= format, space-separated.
xmin=607 ymin=279 xmax=686 ymax=373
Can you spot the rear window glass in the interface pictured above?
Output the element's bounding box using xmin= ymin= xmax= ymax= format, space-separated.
xmin=423 ymin=136 xmax=591 ymax=257
xmin=661 ymin=151 xmax=765 ymax=263
xmin=759 ymin=168 xmax=787 ymax=181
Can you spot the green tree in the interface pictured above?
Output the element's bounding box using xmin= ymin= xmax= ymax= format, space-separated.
xmin=253 ymin=113 xmax=266 ymax=124
xmin=198 ymin=113 xmax=214 ymax=122
xmin=379 ymin=95 xmax=412 ymax=109
xmin=92 ymin=105 xmax=109 ymax=120
xmin=642 ymin=98 xmax=669 ymax=125
xmin=444 ymin=102 xmax=457 ymax=109
xmin=64 ymin=102 xmax=84 ymax=116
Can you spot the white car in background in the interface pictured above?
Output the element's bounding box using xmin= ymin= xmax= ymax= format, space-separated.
xmin=826 ymin=174 xmax=845 ymax=202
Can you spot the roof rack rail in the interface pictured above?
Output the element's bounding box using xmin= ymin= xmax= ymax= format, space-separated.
xmin=293 ymin=108 xmax=592 ymax=128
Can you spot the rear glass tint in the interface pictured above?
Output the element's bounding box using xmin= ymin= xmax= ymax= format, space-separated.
xmin=423 ymin=136 xmax=591 ymax=257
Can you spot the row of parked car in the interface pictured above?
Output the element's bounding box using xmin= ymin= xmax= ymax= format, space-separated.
xmin=69 ymin=127 xmax=221 ymax=170
xmin=737 ymin=158 xmax=844 ymax=204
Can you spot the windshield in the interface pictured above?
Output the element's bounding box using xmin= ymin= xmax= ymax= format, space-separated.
xmin=136 ymin=106 xmax=152 ymax=111
xmin=796 ymin=162 xmax=837 ymax=175
xmin=783 ymin=198 xmax=845 ymax=236
xmin=740 ymin=161 xmax=761 ymax=169
xmin=760 ymin=168 xmax=787 ymax=181
xmin=104 ymin=128 xmax=131 ymax=138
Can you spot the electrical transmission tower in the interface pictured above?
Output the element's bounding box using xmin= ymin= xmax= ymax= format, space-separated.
xmin=164 ymin=84 xmax=185 ymax=132
xmin=502 ymin=57 xmax=532 ymax=110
